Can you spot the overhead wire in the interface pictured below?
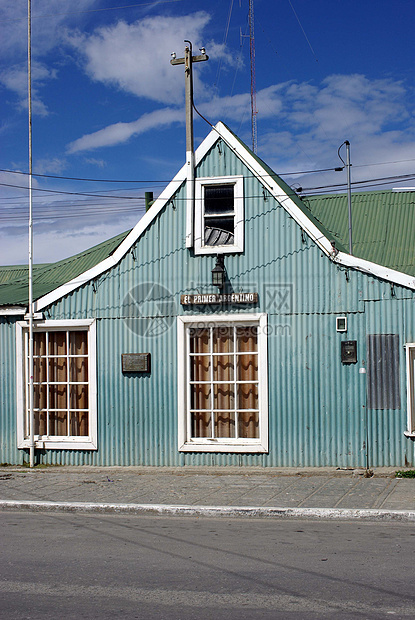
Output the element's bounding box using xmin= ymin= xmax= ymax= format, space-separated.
xmin=0 ymin=1 xmax=185 ymax=22
xmin=2 ymin=156 xmax=415 ymax=184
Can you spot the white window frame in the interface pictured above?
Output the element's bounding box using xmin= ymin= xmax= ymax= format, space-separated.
xmin=405 ymin=343 xmax=415 ymax=437
xmin=16 ymin=319 xmax=97 ymax=450
xmin=177 ymin=313 xmax=268 ymax=452
xmin=194 ymin=176 xmax=244 ymax=255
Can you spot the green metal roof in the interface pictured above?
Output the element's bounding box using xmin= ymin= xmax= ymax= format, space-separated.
xmin=0 ymin=230 xmax=130 ymax=307
xmin=304 ymin=189 xmax=415 ymax=277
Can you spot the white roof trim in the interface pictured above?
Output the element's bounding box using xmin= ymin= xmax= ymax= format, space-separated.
xmin=0 ymin=306 xmax=26 ymax=316
xmin=334 ymin=252 xmax=415 ymax=289
xmin=35 ymin=129 xmax=219 ymax=311
xmin=34 ymin=121 xmax=415 ymax=310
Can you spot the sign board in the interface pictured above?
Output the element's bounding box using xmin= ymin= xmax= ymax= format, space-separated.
xmin=181 ymin=292 xmax=258 ymax=306
xmin=121 ymin=353 xmax=151 ymax=373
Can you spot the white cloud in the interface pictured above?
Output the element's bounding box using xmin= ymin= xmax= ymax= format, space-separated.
xmin=84 ymin=158 xmax=107 ymax=168
xmin=0 ymin=1 xmax=97 ymax=58
xmin=67 ymin=107 xmax=182 ymax=153
xmin=253 ymin=75 xmax=415 ymax=184
xmin=67 ymin=12 xmax=212 ymax=104
xmin=0 ymin=62 xmax=57 ymax=116
xmin=0 ymin=214 xmax=140 ymax=265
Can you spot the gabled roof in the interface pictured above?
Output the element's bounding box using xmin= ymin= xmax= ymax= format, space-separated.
xmin=0 ymin=230 xmax=129 ymax=308
xmin=304 ymin=190 xmax=415 ymax=277
xmin=1 ymin=122 xmax=415 ymax=314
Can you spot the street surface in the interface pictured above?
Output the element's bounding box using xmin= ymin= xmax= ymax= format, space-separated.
xmin=0 ymin=513 xmax=414 ymax=619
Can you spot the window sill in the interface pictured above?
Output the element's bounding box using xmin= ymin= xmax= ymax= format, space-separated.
xmin=404 ymin=431 xmax=415 ymax=439
xmin=193 ymin=245 xmax=244 ymax=256
xmin=179 ymin=440 xmax=268 ymax=453
xmin=19 ymin=439 xmax=97 ymax=451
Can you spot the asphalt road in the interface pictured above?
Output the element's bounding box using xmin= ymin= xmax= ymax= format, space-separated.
xmin=1 ymin=512 xmax=414 ymax=619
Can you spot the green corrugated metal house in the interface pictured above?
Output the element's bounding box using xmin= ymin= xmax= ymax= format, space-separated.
xmin=1 ymin=122 xmax=415 ymax=467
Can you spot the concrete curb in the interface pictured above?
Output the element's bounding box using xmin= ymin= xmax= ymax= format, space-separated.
xmin=1 ymin=500 xmax=415 ymax=522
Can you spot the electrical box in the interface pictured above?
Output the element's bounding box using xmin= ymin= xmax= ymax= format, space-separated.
xmin=336 ymin=316 xmax=347 ymax=332
xmin=341 ymin=340 xmax=357 ymax=364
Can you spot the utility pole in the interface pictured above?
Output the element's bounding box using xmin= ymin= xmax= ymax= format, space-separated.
xmin=171 ymin=42 xmax=208 ymax=247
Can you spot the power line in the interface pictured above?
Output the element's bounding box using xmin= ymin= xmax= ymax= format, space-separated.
xmin=0 ymin=1 xmax=185 ymax=23
xmin=3 ymin=156 xmax=415 ymax=184
xmin=0 ymin=182 xmax=145 ymax=200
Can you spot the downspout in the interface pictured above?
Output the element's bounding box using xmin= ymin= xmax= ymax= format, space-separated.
xmin=28 ymin=0 xmax=35 ymax=468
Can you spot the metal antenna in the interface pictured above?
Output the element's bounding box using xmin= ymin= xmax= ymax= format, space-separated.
xmin=249 ymin=0 xmax=258 ymax=153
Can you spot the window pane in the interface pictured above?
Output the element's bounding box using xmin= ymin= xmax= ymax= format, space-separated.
xmin=49 ymin=358 xmax=67 ymax=382
xmin=191 ymin=384 xmax=211 ymax=410
xmin=191 ymin=355 xmax=210 ymax=382
xmin=213 ymin=384 xmax=234 ymax=409
xmin=34 ymin=333 xmax=46 ymax=356
xmin=49 ymin=411 xmax=68 ymax=436
xmin=238 ymin=383 xmax=258 ymax=409
xmin=204 ymin=185 xmax=234 ymax=214
xmin=237 ymin=327 xmax=258 ymax=352
xmin=70 ymin=412 xmax=89 ymax=436
xmin=238 ymin=411 xmax=259 ymax=438
xmin=204 ymin=217 xmax=234 ymax=246
xmin=215 ymin=411 xmax=235 ymax=438
xmin=237 ymin=354 xmax=258 ymax=382
xmin=48 ymin=331 xmax=66 ymax=355
xmin=34 ymin=384 xmax=47 ymax=410
xmin=69 ymin=331 xmax=88 ymax=355
xmin=33 ymin=356 xmax=47 ymax=382
xmin=70 ymin=357 xmax=88 ymax=382
xmin=213 ymin=355 xmax=234 ymax=381
xmin=191 ymin=412 xmax=211 ymax=438
xmin=213 ymin=327 xmax=233 ymax=353
xmin=70 ymin=385 xmax=89 ymax=410
xmin=190 ymin=329 xmax=209 ymax=353
xmin=34 ymin=410 xmax=47 ymax=436
xmin=49 ymin=385 xmax=67 ymax=410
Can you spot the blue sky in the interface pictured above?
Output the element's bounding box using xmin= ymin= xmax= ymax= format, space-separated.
xmin=1 ymin=0 xmax=415 ymax=264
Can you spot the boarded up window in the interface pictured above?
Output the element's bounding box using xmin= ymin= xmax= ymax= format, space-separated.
xmin=367 ymin=334 xmax=400 ymax=410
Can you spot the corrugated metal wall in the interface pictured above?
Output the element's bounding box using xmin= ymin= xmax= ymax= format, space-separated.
xmin=0 ymin=318 xmax=22 ymax=464
xmin=2 ymin=139 xmax=415 ymax=466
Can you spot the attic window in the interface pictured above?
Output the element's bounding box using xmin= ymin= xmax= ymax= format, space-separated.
xmin=204 ymin=185 xmax=235 ymax=246
xmin=194 ymin=176 xmax=244 ymax=255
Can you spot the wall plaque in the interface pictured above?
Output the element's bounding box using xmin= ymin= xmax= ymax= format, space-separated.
xmin=181 ymin=292 xmax=258 ymax=306
xmin=122 ymin=353 xmax=151 ymax=373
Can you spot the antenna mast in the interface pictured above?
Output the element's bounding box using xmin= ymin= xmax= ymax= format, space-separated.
xmin=249 ymin=0 xmax=258 ymax=153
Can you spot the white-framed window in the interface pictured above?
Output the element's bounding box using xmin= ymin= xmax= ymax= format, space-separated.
xmin=177 ymin=314 xmax=268 ymax=452
xmin=16 ymin=320 xmax=97 ymax=450
xmin=194 ymin=176 xmax=244 ymax=255
xmin=405 ymin=343 xmax=415 ymax=437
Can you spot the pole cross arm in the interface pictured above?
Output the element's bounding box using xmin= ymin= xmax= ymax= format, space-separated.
xmin=170 ymin=53 xmax=209 ymax=65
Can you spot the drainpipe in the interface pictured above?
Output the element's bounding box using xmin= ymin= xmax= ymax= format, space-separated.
xmin=28 ymin=0 xmax=35 ymax=468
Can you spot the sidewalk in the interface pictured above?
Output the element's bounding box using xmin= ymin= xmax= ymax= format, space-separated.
xmin=1 ymin=466 xmax=415 ymax=521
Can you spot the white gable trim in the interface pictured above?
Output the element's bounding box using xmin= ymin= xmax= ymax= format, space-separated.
xmin=214 ymin=124 xmax=415 ymax=290
xmin=34 ymin=121 xmax=415 ymax=311
xmin=35 ymin=130 xmax=219 ymax=311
